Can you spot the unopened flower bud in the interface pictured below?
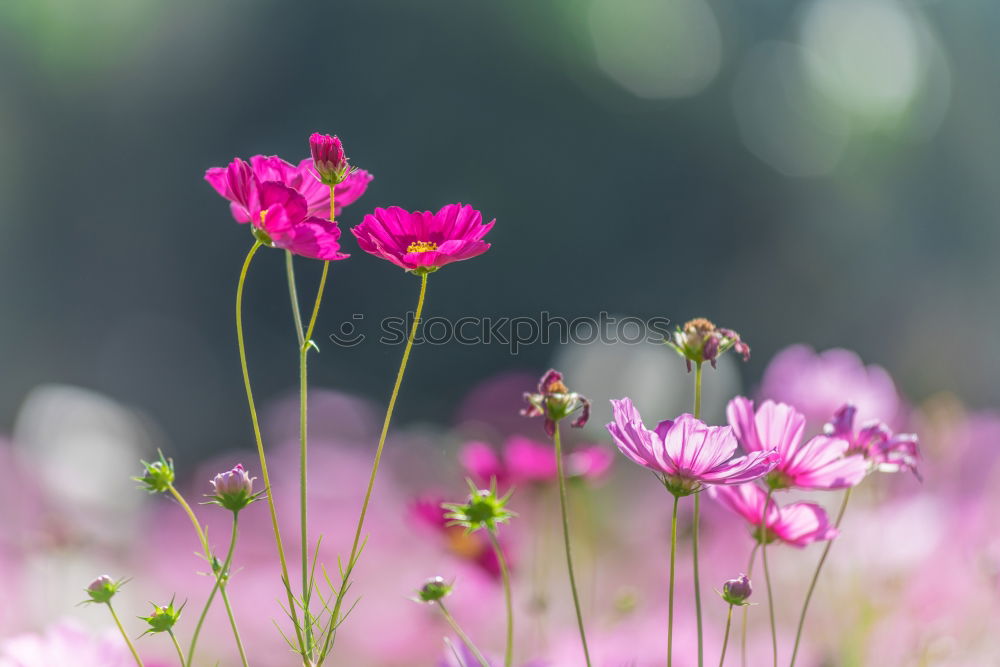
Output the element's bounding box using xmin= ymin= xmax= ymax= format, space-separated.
xmin=140 ymin=598 xmax=184 ymax=635
xmin=135 ymin=451 xmax=175 ymax=493
xmin=417 ymin=576 xmax=453 ymax=603
xmin=310 ymin=132 xmax=351 ymax=186
xmin=208 ymin=463 xmax=259 ymax=512
xmin=442 ymin=479 xmax=516 ymax=534
xmin=721 ymin=574 xmax=752 ymax=606
xmin=84 ymin=575 xmax=121 ymax=604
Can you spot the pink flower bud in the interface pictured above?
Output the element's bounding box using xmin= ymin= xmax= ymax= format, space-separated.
xmin=310 ymin=132 xmax=350 ymax=185
xmin=722 ymin=574 xmax=752 ymax=605
xmin=209 ymin=464 xmax=258 ymax=512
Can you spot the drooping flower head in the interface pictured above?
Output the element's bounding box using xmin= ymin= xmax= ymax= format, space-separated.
xmin=521 ymin=369 xmax=591 ymax=439
xmin=709 ymin=483 xmax=838 ymax=547
xmin=726 ymin=397 xmax=868 ymax=491
xmin=207 ymin=463 xmax=261 ymax=512
xmin=666 ymin=318 xmax=751 ymax=371
xmin=309 ymin=132 xmax=351 ymax=185
xmin=721 ymin=574 xmax=753 ymax=606
xmin=606 ymin=398 xmax=777 ymax=497
xmin=351 ymin=204 xmax=494 ymax=274
xmin=826 ymin=404 xmax=921 ymax=479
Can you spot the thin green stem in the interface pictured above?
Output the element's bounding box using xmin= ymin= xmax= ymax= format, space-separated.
xmin=719 ymin=605 xmax=734 ymax=667
xmin=740 ymin=544 xmax=760 ymax=667
xmin=168 ymin=630 xmax=186 ymax=667
xmin=298 ymin=258 xmax=330 ymax=657
xmin=236 ymin=241 xmax=307 ymax=660
xmin=553 ymin=423 xmax=592 ymax=667
xmin=762 ymin=489 xmax=777 ymax=667
xmin=319 ymin=272 xmax=429 ymax=664
xmin=489 ymin=531 xmax=514 ymax=667
xmin=788 ymin=488 xmax=852 ymax=667
xmin=285 ymin=251 xmax=306 ymax=347
xmin=692 ymin=361 xmax=704 ymax=667
xmin=216 ymin=516 xmax=249 ymax=667
xmin=106 ymin=602 xmax=144 ymax=667
xmin=668 ymin=493 xmax=679 ymax=667
xmin=438 ymin=602 xmax=490 ymax=667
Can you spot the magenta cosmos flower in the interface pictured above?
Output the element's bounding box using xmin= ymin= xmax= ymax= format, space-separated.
xmin=460 ymin=436 xmax=612 ymax=490
xmin=606 ymin=398 xmax=777 ymax=496
xmin=351 ymin=204 xmax=494 ymax=273
xmin=826 ymin=404 xmax=921 ymax=479
xmin=727 ymin=396 xmax=868 ymax=491
xmin=709 ymin=483 xmax=837 ymax=547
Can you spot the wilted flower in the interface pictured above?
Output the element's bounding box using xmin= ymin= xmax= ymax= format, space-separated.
xmin=721 ymin=575 xmax=753 ymax=606
xmin=709 ymin=483 xmax=838 ymax=547
xmin=727 ymin=397 xmax=868 ymax=490
xmin=352 ymin=204 xmax=494 ymax=274
xmin=442 ymin=480 xmax=516 ymax=534
xmin=309 ymin=132 xmax=351 ymax=185
xmin=415 ymin=576 xmax=454 ymax=603
xmin=606 ymin=398 xmax=777 ymax=496
xmin=139 ymin=598 xmax=184 ymax=636
xmin=207 ymin=463 xmax=260 ymax=512
xmin=521 ymin=369 xmax=591 ymax=438
xmin=83 ymin=576 xmax=123 ymax=605
xmin=666 ymin=318 xmax=750 ymax=371
xmin=826 ymin=404 xmax=921 ymax=479
xmin=135 ymin=451 xmax=175 ymax=494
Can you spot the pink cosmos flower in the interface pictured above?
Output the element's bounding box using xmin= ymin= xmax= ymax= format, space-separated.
xmin=826 ymin=404 xmax=921 ymax=479
xmin=606 ymin=398 xmax=777 ymax=496
xmin=206 ymin=153 xmax=372 ymax=222
xmin=727 ymin=396 xmax=868 ymax=490
xmin=758 ymin=345 xmax=903 ymax=431
xmin=351 ymin=204 xmax=494 ymax=273
xmin=709 ymin=483 xmax=838 ymax=547
xmin=205 ymin=159 xmax=352 ymax=260
xmin=409 ymin=495 xmax=510 ymax=580
xmin=309 ymin=133 xmax=350 ymax=185
xmin=459 ymin=437 xmax=612 ymax=489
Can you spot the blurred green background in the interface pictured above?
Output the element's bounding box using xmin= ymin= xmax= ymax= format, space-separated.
xmin=1 ymin=0 xmax=996 ymax=463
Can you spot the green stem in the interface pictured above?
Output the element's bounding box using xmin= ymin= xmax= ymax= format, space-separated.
xmin=788 ymin=488 xmax=852 ymax=667
xmin=692 ymin=361 xmax=704 ymax=667
xmin=437 ymin=602 xmax=491 ymax=667
xmin=553 ymin=423 xmax=592 ymax=667
xmin=106 ymin=602 xmax=144 ymax=667
xmin=719 ymin=605 xmax=734 ymax=667
xmin=285 ymin=251 xmax=306 ymax=348
xmin=168 ymin=630 xmax=186 ymax=667
xmin=298 ymin=258 xmax=330 ymax=657
xmin=235 ymin=241 xmax=307 ymax=661
xmin=668 ymin=493 xmax=679 ymax=667
xmin=762 ymin=489 xmax=777 ymax=667
xmin=319 ymin=271 xmax=429 ymax=664
xmin=489 ymin=531 xmax=514 ymax=667
xmin=740 ymin=544 xmax=760 ymax=667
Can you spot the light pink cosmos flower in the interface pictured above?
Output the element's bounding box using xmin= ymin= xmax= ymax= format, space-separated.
xmin=0 ymin=621 xmax=169 ymax=667
xmin=351 ymin=204 xmax=494 ymax=273
xmin=709 ymin=483 xmax=838 ymax=547
xmin=460 ymin=437 xmax=612 ymax=490
xmin=606 ymin=398 xmax=778 ymax=496
xmin=826 ymin=404 xmax=921 ymax=479
xmin=758 ymin=345 xmax=903 ymax=431
xmin=727 ymin=397 xmax=868 ymax=490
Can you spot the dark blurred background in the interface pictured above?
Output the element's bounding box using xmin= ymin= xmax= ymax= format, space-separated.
xmin=1 ymin=0 xmax=997 ymax=463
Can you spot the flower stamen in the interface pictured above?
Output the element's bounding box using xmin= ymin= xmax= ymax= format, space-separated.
xmin=407 ymin=240 xmax=438 ymax=253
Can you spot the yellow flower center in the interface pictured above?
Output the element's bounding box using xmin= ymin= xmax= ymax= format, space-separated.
xmin=406 ymin=240 xmax=438 ymax=253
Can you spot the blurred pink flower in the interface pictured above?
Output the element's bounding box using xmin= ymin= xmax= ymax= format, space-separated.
xmin=727 ymin=397 xmax=867 ymax=490
xmin=826 ymin=404 xmax=921 ymax=479
xmin=758 ymin=345 xmax=903 ymax=431
xmin=0 ymin=621 xmax=168 ymax=667
xmin=606 ymin=398 xmax=777 ymax=495
xmin=205 ymin=153 xmax=372 ymax=221
xmin=709 ymin=483 xmax=837 ymax=547
xmin=352 ymin=204 xmax=494 ymax=273
xmin=459 ymin=436 xmax=612 ymax=489
xmin=410 ymin=495 xmax=511 ymax=580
